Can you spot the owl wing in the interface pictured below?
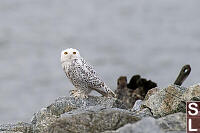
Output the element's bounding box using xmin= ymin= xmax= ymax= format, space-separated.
xmin=78 ymin=58 xmax=115 ymax=97
xmin=81 ymin=58 xmax=97 ymax=75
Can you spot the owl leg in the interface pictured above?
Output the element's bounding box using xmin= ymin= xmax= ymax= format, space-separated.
xmin=70 ymin=89 xmax=89 ymax=99
xmin=69 ymin=89 xmax=78 ymax=95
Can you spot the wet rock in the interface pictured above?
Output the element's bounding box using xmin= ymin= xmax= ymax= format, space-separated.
xmin=104 ymin=112 xmax=185 ymax=133
xmin=115 ymin=75 xmax=157 ymax=108
xmin=144 ymin=83 xmax=200 ymax=117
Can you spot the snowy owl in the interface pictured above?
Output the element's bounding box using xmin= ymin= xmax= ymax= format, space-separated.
xmin=61 ymin=48 xmax=116 ymax=98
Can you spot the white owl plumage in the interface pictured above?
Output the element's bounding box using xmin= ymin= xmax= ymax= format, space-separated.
xmin=61 ymin=48 xmax=116 ymax=98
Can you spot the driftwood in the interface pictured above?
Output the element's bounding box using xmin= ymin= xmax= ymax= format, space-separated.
xmin=115 ymin=75 xmax=157 ymax=108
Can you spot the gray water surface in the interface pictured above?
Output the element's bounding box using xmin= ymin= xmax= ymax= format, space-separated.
xmin=0 ymin=0 xmax=200 ymax=123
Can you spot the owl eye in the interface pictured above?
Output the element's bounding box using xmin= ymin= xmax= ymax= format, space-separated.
xmin=73 ymin=52 xmax=76 ymax=54
xmin=64 ymin=52 xmax=68 ymax=55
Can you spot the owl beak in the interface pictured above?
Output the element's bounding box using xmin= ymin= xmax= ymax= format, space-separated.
xmin=69 ymin=55 xmax=72 ymax=59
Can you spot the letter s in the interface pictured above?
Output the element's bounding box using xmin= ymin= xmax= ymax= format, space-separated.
xmin=188 ymin=103 xmax=198 ymax=116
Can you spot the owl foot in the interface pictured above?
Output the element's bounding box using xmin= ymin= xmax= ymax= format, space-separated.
xmin=70 ymin=90 xmax=88 ymax=99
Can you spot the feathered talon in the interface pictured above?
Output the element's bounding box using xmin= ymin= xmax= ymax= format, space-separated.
xmin=70 ymin=89 xmax=88 ymax=99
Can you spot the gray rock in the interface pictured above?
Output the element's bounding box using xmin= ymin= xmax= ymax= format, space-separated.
xmin=0 ymin=122 xmax=32 ymax=133
xmin=31 ymin=96 xmax=127 ymax=123
xmin=143 ymin=84 xmax=200 ymax=117
xmin=31 ymin=96 xmax=129 ymax=133
xmin=107 ymin=117 xmax=164 ymax=133
xmin=47 ymin=107 xmax=140 ymax=133
xmin=0 ymin=96 xmax=127 ymax=133
xmin=157 ymin=112 xmax=186 ymax=132
xmin=132 ymin=100 xmax=143 ymax=112
xmin=166 ymin=131 xmax=186 ymax=133
xmin=104 ymin=112 xmax=185 ymax=133
xmin=0 ymin=131 xmax=23 ymax=133
xmin=134 ymin=108 xmax=153 ymax=118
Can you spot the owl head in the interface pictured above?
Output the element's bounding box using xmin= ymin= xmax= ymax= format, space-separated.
xmin=61 ymin=48 xmax=81 ymax=62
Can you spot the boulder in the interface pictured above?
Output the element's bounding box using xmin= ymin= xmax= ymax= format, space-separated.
xmin=47 ymin=107 xmax=140 ymax=133
xmin=104 ymin=112 xmax=186 ymax=133
xmin=104 ymin=117 xmax=165 ymax=133
xmin=143 ymin=84 xmax=200 ymax=117
xmin=0 ymin=122 xmax=32 ymax=133
xmin=157 ymin=112 xmax=186 ymax=132
xmin=0 ymin=96 xmax=128 ymax=133
xmin=31 ymin=96 xmax=129 ymax=133
xmin=0 ymin=131 xmax=23 ymax=133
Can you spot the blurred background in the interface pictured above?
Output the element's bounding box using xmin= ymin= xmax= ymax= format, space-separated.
xmin=0 ymin=0 xmax=200 ymax=123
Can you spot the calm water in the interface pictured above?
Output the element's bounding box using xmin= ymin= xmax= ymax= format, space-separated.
xmin=0 ymin=0 xmax=200 ymax=123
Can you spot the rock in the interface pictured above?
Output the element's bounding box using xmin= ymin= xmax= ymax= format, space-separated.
xmin=31 ymin=96 xmax=129 ymax=132
xmin=47 ymin=107 xmax=140 ymax=133
xmin=115 ymin=76 xmax=157 ymax=109
xmin=157 ymin=112 xmax=186 ymax=132
xmin=0 ymin=96 xmax=127 ymax=133
xmin=144 ymin=87 xmax=159 ymax=100
xmin=31 ymin=96 xmax=126 ymax=122
xmin=0 ymin=131 xmax=23 ymax=133
xmin=181 ymin=83 xmax=200 ymax=101
xmin=104 ymin=117 xmax=165 ymax=133
xmin=143 ymin=84 xmax=200 ymax=117
xmin=0 ymin=122 xmax=32 ymax=133
xmin=132 ymin=100 xmax=143 ymax=112
xmin=104 ymin=112 xmax=185 ymax=133
xmin=134 ymin=108 xmax=153 ymax=118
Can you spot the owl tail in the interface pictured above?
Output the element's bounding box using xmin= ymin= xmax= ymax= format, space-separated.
xmin=104 ymin=85 xmax=117 ymax=98
xmin=91 ymin=85 xmax=116 ymax=98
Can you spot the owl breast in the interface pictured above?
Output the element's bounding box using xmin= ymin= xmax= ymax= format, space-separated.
xmin=65 ymin=59 xmax=91 ymax=90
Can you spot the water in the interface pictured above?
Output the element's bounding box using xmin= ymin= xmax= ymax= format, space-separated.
xmin=0 ymin=0 xmax=200 ymax=123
